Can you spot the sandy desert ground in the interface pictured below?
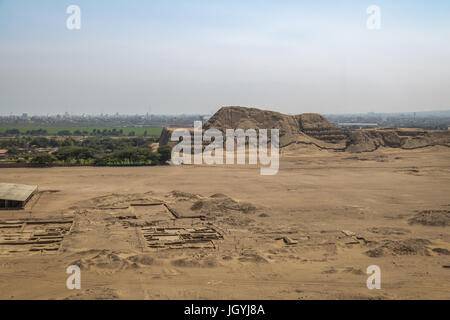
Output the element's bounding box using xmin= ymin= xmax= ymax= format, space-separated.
xmin=0 ymin=145 xmax=449 ymax=300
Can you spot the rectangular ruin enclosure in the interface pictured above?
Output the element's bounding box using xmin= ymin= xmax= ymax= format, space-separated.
xmin=132 ymin=203 xmax=174 ymax=221
xmin=141 ymin=226 xmax=223 ymax=249
xmin=0 ymin=183 xmax=38 ymax=210
xmin=0 ymin=219 xmax=73 ymax=254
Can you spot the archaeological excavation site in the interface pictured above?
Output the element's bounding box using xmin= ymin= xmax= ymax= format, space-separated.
xmin=0 ymin=107 xmax=449 ymax=301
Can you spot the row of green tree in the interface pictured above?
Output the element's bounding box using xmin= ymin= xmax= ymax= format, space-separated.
xmin=1 ymin=136 xmax=171 ymax=167
xmin=0 ymin=136 xmax=155 ymax=149
xmin=30 ymin=145 xmax=171 ymax=167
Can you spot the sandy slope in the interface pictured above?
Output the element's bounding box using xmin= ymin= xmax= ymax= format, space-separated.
xmin=0 ymin=146 xmax=449 ymax=299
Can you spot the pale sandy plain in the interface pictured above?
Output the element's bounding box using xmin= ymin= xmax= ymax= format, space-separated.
xmin=0 ymin=145 xmax=449 ymax=300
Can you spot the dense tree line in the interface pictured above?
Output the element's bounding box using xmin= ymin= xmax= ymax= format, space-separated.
xmin=0 ymin=136 xmax=171 ymax=167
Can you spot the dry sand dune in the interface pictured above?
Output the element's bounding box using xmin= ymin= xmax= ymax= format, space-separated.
xmin=0 ymin=145 xmax=449 ymax=300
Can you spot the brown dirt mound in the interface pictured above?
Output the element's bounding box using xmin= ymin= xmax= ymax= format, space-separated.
xmin=203 ymin=106 xmax=346 ymax=149
xmin=170 ymin=190 xmax=200 ymax=200
xmin=238 ymin=250 xmax=268 ymax=263
xmin=367 ymin=227 xmax=411 ymax=235
xmin=342 ymin=267 xmax=365 ymax=275
xmin=345 ymin=130 xmax=403 ymax=153
xmin=432 ymin=248 xmax=450 ymax=255
xmin=190 ymin=194 xmax=256 ymax=216
xmin=128 ymin=254 xmax=158 ymax=265
xmin=364 ymin=239 xmax=432 ymax=257
xmin=409 ymin=210 xmax=450 ymax=226
xmin=171 ymin=256 xmax=217 ymax=268
xmin=64 ymin=287 xmax=119 ymax=300
xmin=70 ymin=250 xmax=144 ymax=271
xmin=160 ymin=106 xmax=450 ymax=152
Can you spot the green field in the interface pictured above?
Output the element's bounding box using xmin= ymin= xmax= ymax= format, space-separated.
xmin=0 ymin=126 xmax=162 ymax=137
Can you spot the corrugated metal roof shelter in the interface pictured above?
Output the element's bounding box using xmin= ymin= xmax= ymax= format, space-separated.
xmin=0 ymin=183 xmax=38 ymax=209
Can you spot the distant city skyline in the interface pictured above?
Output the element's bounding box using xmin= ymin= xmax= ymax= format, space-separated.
xmin=1 ymin=0 xmax=450 ymax=116
xmin=3 ymin=108 xmax=450 ymax=118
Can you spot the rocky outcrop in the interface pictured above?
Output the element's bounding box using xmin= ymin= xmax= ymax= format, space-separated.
xmin=346 ymin=128 xmax=450 ymax=152
xmin=296 ymin=113 xmax=349 ymax=143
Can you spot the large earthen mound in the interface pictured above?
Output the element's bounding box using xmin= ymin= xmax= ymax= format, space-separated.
xmin=364 ymin=239 xmax=432 ymax=257
xmin=409 ymin=210 xmax=450 ymax=227
xmin=160 ymin=106 xmax=450 ymax=152
xmin=204 ymin=106 xmax=315 ymax=148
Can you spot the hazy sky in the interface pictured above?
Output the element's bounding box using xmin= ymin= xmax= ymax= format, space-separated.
xmin=0 ymin=0 xmax=449 ymax=115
